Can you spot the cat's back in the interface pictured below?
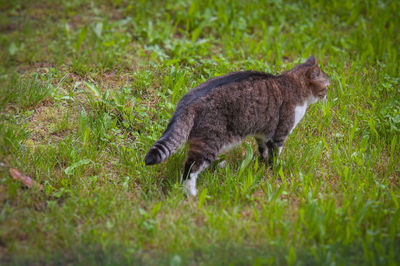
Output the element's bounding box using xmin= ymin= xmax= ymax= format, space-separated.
xmin=176 ymin=71 xmax=276 ymax=112
xmin=171 ymin=71 xmax=282 ymax=137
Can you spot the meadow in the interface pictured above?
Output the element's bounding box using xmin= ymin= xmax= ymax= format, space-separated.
xmin=0 ymin=0 xmax=399 ymax=264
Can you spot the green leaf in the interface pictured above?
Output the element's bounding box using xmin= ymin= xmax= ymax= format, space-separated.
xmin=278 ymin=165 xmax=287 ymax=189
xmin=170 ymin=255 xmax=182 ymax=266
xmin=64 ymin=159 xmax=92 ymax=175
xmin=84 ymin=82 xmax=101 ymax=98
xmin=75 ymin=25 xmax=88 ymax=52
xmin=238 ymin=144 xmax=253 ymax=177
xmin=9 ymin=42 xmax=17 ymax=56
xmin=198 ymin=188 xmax=208 ymax=210
xmin=151 ymin=202 xmax=162 ymax=217
xmin=93 ymin=22 xmax=103 ymax=38
xmin=286 ymin=245 xmax=296 ymax=265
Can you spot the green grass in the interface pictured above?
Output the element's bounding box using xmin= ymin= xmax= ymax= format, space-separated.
xmin=0 ymin=0 xmax=399 ymax=264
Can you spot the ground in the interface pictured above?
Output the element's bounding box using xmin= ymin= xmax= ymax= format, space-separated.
xmin=0 ymin=0 xmax=399 ymax=264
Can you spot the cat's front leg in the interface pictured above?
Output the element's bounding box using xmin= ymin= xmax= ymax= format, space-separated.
xmin=269 ymin=111 xmax=294 ymax=164
xmin=270 ymin=126 xmax=292 ymax=164
xmin=256 ymin=136 xmax=275 ymax=164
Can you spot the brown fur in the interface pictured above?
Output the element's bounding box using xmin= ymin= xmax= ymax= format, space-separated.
xmin=145 ymin=56 xmax=329 ymax=187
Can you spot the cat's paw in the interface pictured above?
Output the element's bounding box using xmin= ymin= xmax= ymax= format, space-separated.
xmin=184 ymin=180 xmax=197 ymax=197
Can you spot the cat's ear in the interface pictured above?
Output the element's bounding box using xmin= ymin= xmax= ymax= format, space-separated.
xmin=307 ymin=65 xmax=321 ymax=80
xmin=307 ymin=65 xmax=330 ymax=88
xmin=304 ymin=55 xmax=316 ymax=66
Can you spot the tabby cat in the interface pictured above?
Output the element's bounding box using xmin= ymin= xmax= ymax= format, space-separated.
xmin=145 ymin=56 xmax=329 ymax=196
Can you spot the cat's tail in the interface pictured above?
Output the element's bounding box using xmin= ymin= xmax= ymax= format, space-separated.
xmin=145 ymin=108 xmax=195 ymax=165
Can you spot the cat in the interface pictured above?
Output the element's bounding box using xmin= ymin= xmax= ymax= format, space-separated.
xmin=145 ymin=56 xmax=329 ymax=196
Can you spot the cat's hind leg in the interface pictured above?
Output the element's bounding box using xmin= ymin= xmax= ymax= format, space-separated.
xmin=183 ymin=138 xmax=218 ymax=196
xmin=183 ymin=158 xmax=209 ymax=196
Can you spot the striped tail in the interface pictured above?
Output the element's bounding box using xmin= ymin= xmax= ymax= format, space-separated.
xmin=145 ymin=108 xmax=194 ymax=165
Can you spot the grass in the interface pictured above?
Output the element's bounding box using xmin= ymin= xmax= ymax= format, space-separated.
xmin=0 ymin=0 xmax=399 ymax=264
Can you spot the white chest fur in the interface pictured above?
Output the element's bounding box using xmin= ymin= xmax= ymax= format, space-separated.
xmin=291 ymin=104 xmax=307 ymax=133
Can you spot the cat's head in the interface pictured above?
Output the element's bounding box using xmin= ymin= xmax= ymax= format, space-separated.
xmin=288 ymin=56 xmax=330 ymax=103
